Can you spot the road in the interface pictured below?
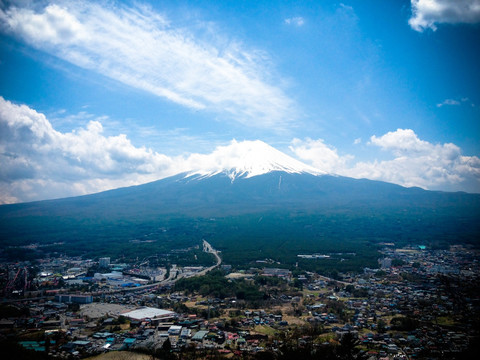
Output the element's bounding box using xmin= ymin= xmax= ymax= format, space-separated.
xmin=202 ymin=239 xmax=222 ymax=268
xmin=166 ymin=240 xmax=221 ymax=281
xmin=95 ymin=240 xmax=221 ymax=294
xmin=3 ymin=241 xmax=222 ymax=301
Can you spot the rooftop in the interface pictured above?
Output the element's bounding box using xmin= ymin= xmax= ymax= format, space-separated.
xmin=122 ymin=307 xmax=175 ymax=320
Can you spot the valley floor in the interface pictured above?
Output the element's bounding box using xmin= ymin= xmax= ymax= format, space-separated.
xmin=1 ymin=245 xmax=479 ymax=359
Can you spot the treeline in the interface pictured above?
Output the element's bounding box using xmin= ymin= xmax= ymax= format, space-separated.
xmin=3 ymin=203 xmax=478 ymax=271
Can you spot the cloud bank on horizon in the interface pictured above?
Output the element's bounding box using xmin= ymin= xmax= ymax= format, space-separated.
xmin=0 ymin=0 xmax=479 ymax=203
xmin=1 ymin=97 xmax=479 ymax=203
xmin=290 ymin=131 xmax=480 ymax=193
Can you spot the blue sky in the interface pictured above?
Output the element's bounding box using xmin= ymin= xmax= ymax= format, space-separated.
xmin=0 ymin=0 xmax=479 ymax=203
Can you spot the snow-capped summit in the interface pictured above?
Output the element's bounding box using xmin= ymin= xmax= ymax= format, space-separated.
xmin=185 ymin=139 xmax=325 ymax=180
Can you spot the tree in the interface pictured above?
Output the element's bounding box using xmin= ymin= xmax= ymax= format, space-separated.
xmin=377 ymin=319 xmax=387 ymax=333
xmin=117 ymin=315 xmax=127 ymax=324
xmin=390 ymin=316 xmax=419 ymax=331
xmin=392 ymin=258 xmax=405 ymax=267
xmin=162 ymin=337 xmax=172 ymax=352
xmin=335 ymin=332 xmax=368 ymax=360
xmin=293 ymin=278 xmax=303 ymax=290
xmin=345 ymin=284 xmax=355 ymax=293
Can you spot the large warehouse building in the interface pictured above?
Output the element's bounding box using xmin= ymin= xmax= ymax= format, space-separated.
xmin=122 ymin=307 xmax=176 ymax=322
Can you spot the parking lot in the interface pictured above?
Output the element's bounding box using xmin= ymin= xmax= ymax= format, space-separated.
xmin=80 ymin=303 xmax=136 ymax=319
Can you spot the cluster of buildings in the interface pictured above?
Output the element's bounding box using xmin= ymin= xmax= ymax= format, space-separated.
xmin=0 ymin=244 xmax=478 ymax=359
xmin=302 ymin=245 xmax=479 ymax=358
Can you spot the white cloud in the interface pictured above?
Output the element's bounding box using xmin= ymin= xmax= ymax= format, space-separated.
xmin=2 ymin=99 xmax=479 ymax=204
xmin=348 ymin=129 xmax=480 ymax=192
xmin=291 ymin=130 xmax=480 ymax=193
xmin=437 ymin=97 xmax=476 ymax=107
xmin=0 ymin=1 xmax=296 ymax=128
xmin=284 ymin=17 xmax=305 ymax=26
xmin=0 ymin=97 xmax=180 ymax=204
xmin=0 ymin=98 xmax=310 ymax=203
xmin=409 ymin=0 xmax=480 ymax=31
xmin=436 ymin=98 xmax=460 ymax=107
xmin=369 ymin=128 xmax=433 ymax=155
xmin=289 ymin=138 xmax=354 ymax=173
xmin=339 ymin=4 xmax=354 ymax=12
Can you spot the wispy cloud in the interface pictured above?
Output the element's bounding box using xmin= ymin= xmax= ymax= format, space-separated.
xmin=436 ymin=99 xmax=460 ymax=107
xmin=409 ymin=0 xmax=480 ymax=32
xmin=284 ymin=17 xmax=305 ymax=26
xmin=437 ymin=97 xmax=475 ymax=107
xmin=0 ymin=1 xmax=296 ymax=128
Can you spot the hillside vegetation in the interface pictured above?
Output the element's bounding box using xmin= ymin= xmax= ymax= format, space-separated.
xmin=1 ymin=172 xmax=479 ymax=272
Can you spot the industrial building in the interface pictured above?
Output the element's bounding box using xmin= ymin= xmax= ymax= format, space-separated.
xmin=122 ymin=307 xmax=176 ymax=323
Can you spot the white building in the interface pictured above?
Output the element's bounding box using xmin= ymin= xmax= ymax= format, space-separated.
xmin=122 ymin=307 xmax=176 ymax=322
xmin=168 ymin=325 xmax=182 ymax=335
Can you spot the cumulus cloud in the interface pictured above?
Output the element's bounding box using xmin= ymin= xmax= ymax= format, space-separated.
xmin=0 ymin=97 xmax=179 ymax=204
xmin=289 ymin=138 xmax=354 ymax=174
xmin=2 ymin=99 xmax=479 ymax=203
xmin=0 ymin=1 xmax=295 ymax=128
xmin=2 ymin=98 xmax=313 ymax=203
xmin=284 ymin=17 xmax=305 ymax=26
xmin=291 ymin=130 xmax=480 ymax=193
xmin=409 ymin=0 xmax=480 ymax=31
xmin=345 ymin=129 xmax=480 ymax=192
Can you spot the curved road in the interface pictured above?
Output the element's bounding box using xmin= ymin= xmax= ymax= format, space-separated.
xmin=202 ymin=239 xmax=222 ymax=268
xmin=3 ymin=241 xmax=222 ymax=301
xmin=97 ymin=240 xmax=221 ymax=294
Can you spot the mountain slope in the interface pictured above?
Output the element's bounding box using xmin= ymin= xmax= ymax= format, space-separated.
xmin=0 ymin=142 xmax=479 ymax=265
xmin=2 ymin=171 xmax=478 ymax=219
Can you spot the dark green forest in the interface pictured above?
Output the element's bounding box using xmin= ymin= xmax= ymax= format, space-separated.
xmin=2 ymin=206 xmax=478 ymax=273
xmin=174 ymin=270 xmax=264 ymax=301
xmin=1 ymin=172 xmax=479 ymax=273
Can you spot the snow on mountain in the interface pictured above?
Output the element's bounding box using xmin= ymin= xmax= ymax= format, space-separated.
xmin=185 ymin=139 xmax=326 ymax=181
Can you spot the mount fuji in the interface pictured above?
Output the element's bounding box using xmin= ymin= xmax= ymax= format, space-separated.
xmin=0 ymin=140 xmax=479 ymax=263
xmin=184 ymin=139 xmax=325 ymax=180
